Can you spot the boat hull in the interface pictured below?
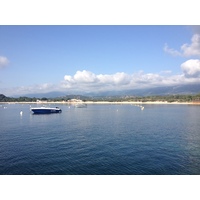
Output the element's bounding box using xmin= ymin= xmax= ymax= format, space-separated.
xmin=31 ymin=107 xmax=62 ymax=114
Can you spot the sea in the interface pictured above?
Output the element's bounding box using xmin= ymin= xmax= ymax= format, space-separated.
xmin=1 ymin=103 xmax=200 ymax=175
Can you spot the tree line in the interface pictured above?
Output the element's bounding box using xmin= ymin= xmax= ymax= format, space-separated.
xmin=90 ymin=94 xmax=200 ymax=103
xmin=1 ymin=93 xmax=200 ymax=103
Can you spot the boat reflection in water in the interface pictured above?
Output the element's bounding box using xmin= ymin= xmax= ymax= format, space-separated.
xmin=31 ymin=107 xmax=62 ymax=114
xmin=74 ymin=103 xmax=87 ymax=108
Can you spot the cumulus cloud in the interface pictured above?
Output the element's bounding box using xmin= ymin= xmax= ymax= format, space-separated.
xmin=0 ymin=56 xmax=9 ymax=69
xmin=73 ymin=70 xmax=97 ymax=83
xmin=181 ymin=59 xmax=200 ymax=78
xmin=3 ymin=66 xmax=200 ymax=97
xmin=181 ymin=34 xmax=200 ymax=57
xmin=64 ymin=70 xmax=131 ymax=86
xmin=62 ymin=70 xmax=134 ymax=92
xmin=98 ymin=72 xmax=131 ymax=85
xmin=61 ymin=68 xmax=200 ymax=94
xmin=164 ymin=34 xmax=200 ymax=57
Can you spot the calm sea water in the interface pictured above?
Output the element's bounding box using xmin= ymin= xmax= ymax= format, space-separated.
xmin=0 ymin=103 xmax=200 ymax=175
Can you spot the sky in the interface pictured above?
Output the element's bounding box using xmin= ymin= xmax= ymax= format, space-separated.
xmin=1 ymin=25 xmax=200 ymax=96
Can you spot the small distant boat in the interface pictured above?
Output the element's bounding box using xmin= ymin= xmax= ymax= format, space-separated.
xmin=74 ymin=103 xmax=87 ymax=108
xmin=31 ymin=107 xmax=62 ymax=114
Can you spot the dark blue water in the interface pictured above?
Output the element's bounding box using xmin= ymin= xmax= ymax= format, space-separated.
xmin=1 ymin=103 xmax=200 ymax=175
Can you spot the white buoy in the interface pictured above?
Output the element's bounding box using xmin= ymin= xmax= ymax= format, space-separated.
xmin=141 ymin=107 xmax=144 ymax=110
xmin=20 ymin=111 xmax=23 ymax=115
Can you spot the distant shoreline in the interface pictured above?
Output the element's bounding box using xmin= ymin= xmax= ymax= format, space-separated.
xmin=1 ymin=101 xmax=200 ymax=105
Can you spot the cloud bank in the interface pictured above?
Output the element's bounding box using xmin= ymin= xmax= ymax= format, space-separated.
xmin=2 ymin=63 xmax=200 ymax=96
xmin=59 ymin=66 xmax=200 ymax=94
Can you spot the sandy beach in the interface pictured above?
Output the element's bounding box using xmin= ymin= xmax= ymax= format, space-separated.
xmin=1 ymin=101 xmax=200 ymax=105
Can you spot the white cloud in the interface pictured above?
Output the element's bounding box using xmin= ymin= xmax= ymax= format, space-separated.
xmin=181 ymin=34 xmax=200 ymax=57
xmin=0 ymin=56 xmax=9 ymax=68
xmin=98 ymin=72 xmax=131 ymax=85
xmin=164 ymin=34 xmax=200 ymax=57
xmin=3 ymin=65 xmax=200 ymax=97
xmin=163 ymin=44 xmax=182 ymax=57
xmin=74 ymin=70 xmax=97 ymax=83
xmin=61 ymin=68 xmax=200 ymax=94
xmin=63 ymin=71 xmax=133 ymax=92
xmin=181 ymin=59 xmax=200 ymax=78
xmin=1 ymin=83 xmax=59 ymax=97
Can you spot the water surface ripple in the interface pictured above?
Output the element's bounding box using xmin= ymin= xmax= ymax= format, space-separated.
xmin=1 ymin=104 xmax=200 ymax=174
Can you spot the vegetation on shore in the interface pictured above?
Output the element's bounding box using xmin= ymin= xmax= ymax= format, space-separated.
xmin=1 ymin=93 xmax=200 ymax=103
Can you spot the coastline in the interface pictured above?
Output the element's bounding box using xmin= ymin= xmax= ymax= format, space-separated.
xmin=1 ymin=101 xmax=200 ymax=105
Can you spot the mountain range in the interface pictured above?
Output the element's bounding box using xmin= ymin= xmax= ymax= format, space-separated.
xmin=14 ymin=83 xmax=200 ymax=98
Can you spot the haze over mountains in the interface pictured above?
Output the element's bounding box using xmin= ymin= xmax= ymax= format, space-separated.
xmin=12 ymin=83 xmax=200 ymax=98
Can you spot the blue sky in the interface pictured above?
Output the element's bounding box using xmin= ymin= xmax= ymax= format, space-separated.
xmin=1 ymin=25 xmax=200 ymax=96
